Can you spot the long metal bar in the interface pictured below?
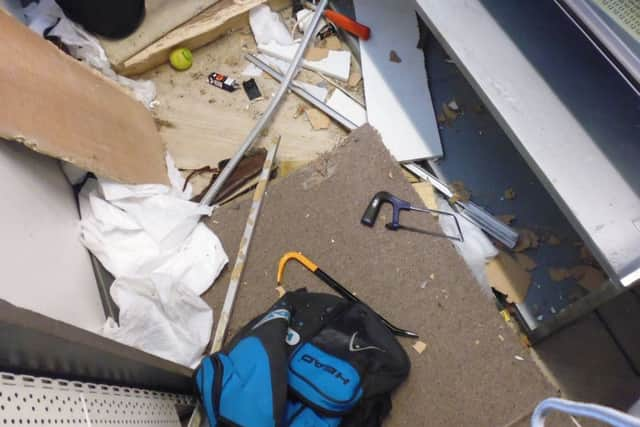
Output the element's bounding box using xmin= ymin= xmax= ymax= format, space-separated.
xmin=199 ymin=0 xmax=329 ymax=207
xmin=403 ymin=162 xmax=518 ymax=248
xmin=245 ymin=53 xmax=358 ymax=130
xmin=211 ymin=138 xmax=280 ymax=352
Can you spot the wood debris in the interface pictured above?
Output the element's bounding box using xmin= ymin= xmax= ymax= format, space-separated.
xmin=389 ymin=49 xmax=402 ymax=63
xmin=449 ymin=180 xmax=471 ymax=203
xmin=486 ymin=251 xmax=532 ymax=304
xmin=305 ymin=108 xmax=330 ymax=130
xmin=348 ymin=71 xmax=362 ymax=88
xmin=570 ymin=266 xmax=606 ymax=292
xmin=548 ymin=267 xmax=571 ymax=282
xmin=412 ymin=340 xmax=427 ymax=354
xmin=412 ymin=182 xmax=439 ymax=215
xmin=402 ymin=169 xmax=420 ymax=184
xmin=275 ymin=286 xmax=286 ymax=297
xmin=442 ymin=102 xmax=459 ymax=122
xmin=514 ymin=253 xmax=537 ymax=271
xmin=503 ymin=187 xmax=517 ymax=200
xmin=513 ymin=229 xmax=539 ymax=252
xmin=305 ymin=47 xmax=330 ymax=61
xmin=293 ymin=103 xmax=306 ymax=119
xmin=322 ymin=36 xmax=342 ymax=50
xmin=497 ymin=214 xmax=516 ymax=225
xmin=546 ymin=234 xmax=561 ymax=246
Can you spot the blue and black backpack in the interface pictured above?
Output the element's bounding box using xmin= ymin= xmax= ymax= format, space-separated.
xmin=194 ymin=289 xmax=410 ymax=427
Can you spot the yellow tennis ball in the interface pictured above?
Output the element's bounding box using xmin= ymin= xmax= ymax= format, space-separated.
xmin=169 ymin=47 xmax=193 ymax=71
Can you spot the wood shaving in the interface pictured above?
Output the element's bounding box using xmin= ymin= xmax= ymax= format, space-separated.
xmin=305 ymin=108 xmax=330 ymax=130
xmin=570 ymin=266 xmax=606 ymax=292
xmin=450 ymin=180 xmax=471 ymax=202
xmin=497 ymin=214 xmax=516 ymax=225
xmin=305 ymin=47 xmax=329 ymax=61
xmin=322 ymin=36 xmax=342 ymax=50
xmin=546 ymin=234 xmax=561 ymax=246
xmin=275 ymin=286 xmax=286 ymax=297
xmin=514 ymin=253 xmax=537 ymax=271
xmin=412 ymin=182 xmax=438 ymax=215
xmin=412 ymin=340 xmax=427 ymax=354
xmin=486 ymin=251 xmax=532 ymax=304
xmin=348 ymin=71 xmax=362 ymax=88
xmin=513 ymin=229 xmax=539 ymax=252
xmin=504 ymin=187 xmax=517 ymax=200
xmin=548 ymin=267 xmax=571 ymax=282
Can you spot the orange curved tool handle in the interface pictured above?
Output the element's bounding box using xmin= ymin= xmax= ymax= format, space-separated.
xmin=324 ymin=10 xmax=370 ymax=40
xmin=277 ymin=252 xmax=318 ymax=284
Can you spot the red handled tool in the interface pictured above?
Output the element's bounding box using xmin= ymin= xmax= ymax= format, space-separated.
xmin=304 ymin=1 xmax=370 ymax=40
xmin=323 ymin=10 xmax=370 ymax=40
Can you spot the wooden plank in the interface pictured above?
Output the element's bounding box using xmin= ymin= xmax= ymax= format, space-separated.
xmin=353 ymin=0 xmax=443 ymax=161
xmin=148 ymin=28 xmax=345 ymax=172
xmin=99 ymin=0 xmax=219 ymax=68
xmin=0 ymin=12 xmax=168 ymax=185
xmin=120 ymin=0 xmax=291 ymax=76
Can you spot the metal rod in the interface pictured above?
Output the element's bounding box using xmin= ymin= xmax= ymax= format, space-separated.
xmin=199 ymin=0 xmax=330 ymax=207
xmin=245 ymin=53 xmax=358 ymax=130
xmin=211 ymin=138 xmax=280 ymax=353
xmin=403 ymin=162 xmax=519 ymax=248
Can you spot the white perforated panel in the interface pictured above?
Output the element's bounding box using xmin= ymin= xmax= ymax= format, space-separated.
xmin=0 ymin=373 xmax=193 ymax=426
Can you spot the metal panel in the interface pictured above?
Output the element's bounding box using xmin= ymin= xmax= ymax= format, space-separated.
xmin=0 ymin=301 xmax=193 ymax=394
xmin=414 ymin=0 xmax=640 ymax=288
xmin=0 ymin=372 xmax=192 ymax=426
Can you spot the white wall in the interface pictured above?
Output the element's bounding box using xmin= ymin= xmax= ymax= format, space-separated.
xmin=0 ymin=141 xmax=105 ymax=332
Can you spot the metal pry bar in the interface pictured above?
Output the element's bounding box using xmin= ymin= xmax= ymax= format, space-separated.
xmin=277 ymin=252 xmax=418 ymax=338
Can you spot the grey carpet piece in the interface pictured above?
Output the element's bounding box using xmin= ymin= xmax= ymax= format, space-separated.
xmin=204 ymin=125 xmax=558 ymax=426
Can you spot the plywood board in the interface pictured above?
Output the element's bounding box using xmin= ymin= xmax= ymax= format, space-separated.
xmin=147 ymin=28 xmax=345 ymax=171
xmin=120 ymin=0 xmax=291 ymax=76
xmin=99 ymin=0 xmax=219 ymax=68
xmin=0 ymin=12 xmax=168 ymax=185
xmin=353 ymin=0 xmax=442 ymax=161
xmin=205 ymin=125 xmax=558 ymax=426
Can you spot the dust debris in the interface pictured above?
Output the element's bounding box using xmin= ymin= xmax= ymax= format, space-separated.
xmin=153 ymin=117 xmax=175 ymax=130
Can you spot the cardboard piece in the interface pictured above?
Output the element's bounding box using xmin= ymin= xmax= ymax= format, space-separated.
xmin=205 ymin=125 xmax=557 ymax=426
xmin=0 ymin=13 xmax=168 ymax=185
xmin=486 ymin=251 xmax=532 ymax=304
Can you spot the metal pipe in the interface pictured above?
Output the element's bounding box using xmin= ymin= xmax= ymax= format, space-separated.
xmin=531 ymin=397 xmax=640 ymax=427
xmin=199 ymin=0 xmax=330 ymax=207
xmin=245 ymin=53 xmax=358 ymax=130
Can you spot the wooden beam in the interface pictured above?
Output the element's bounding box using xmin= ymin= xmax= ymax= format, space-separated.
xmin=119 ymin=0 xmax=291 ymax=76
xmin=99 ymin=0 xmax=219 ymax=68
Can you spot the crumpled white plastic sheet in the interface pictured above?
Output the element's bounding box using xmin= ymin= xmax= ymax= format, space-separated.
xmin=437 ymin=197 xmax=498 ymax=297
xmin=78 ymin=157 xmax=228 ymax=367
xmin=102 ymin=274 xmax=213 ymax=368
xmin=249 ymin=4 xmax=294 ymax=46
xmin=23 ymin=0 xmax=157 ymax=108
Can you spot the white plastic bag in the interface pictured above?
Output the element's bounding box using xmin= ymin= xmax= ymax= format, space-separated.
xmin=102 ymin=274 xmax=213 ymax=367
